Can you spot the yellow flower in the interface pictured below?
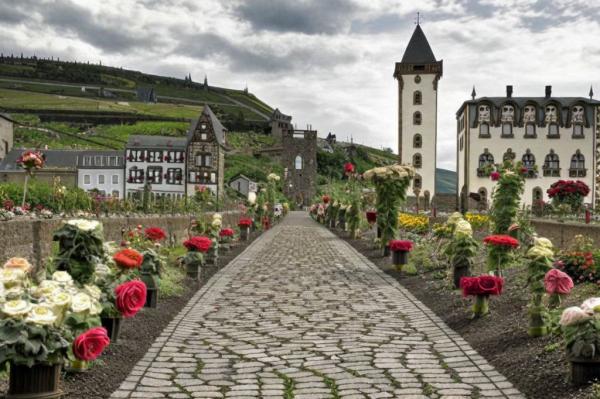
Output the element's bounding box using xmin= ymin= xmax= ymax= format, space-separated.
xmin=465 ymin=213 xmax=490 ymax=230
xmin=48 ymin=291 xmax=72 ymax=308
xmin=26 ymin=305 xmax=57 ymax=326
xmin=71 ymin=292 xmax=92 ymax=313
xmin=398 ymin=213 xmax=429 ymax=233
xmin=0 ymin=268 xmax=25 ymax=287
xmin=454 ymin=220 xmax=473 ymax=237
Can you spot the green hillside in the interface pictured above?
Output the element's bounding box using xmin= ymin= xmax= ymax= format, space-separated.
xmin=436 ymin=168 xmax=457 ymax=194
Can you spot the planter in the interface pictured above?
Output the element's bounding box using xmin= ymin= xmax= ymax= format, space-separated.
xmin=569 ymin=357 xmax=600 ymax=385
xmin=8 ymin=362 xmax=62 ymax=399
xmin=383 ymin=245 xmax=390 ymax=257
xmin=67 ymin=359 xmax=89 ymax=373
xmin=471 ymin=295 xmax=489 ymax=318
xmin=206 ymin=246 xmax=219 ymax=267
xmin=392 ymin=250 xmax=409 ymax=266
xmin=453 ymin=265 xmax=470 ymax=289
xmin=240 ymin=227 xmax=250 ymax=241
xmin=186 ymin=260 xmax=202 ymax=280
xmin=141 ymin=273 xmax=159 ymax=308
xmin=101 ymin=316 xmax=122 ymax=342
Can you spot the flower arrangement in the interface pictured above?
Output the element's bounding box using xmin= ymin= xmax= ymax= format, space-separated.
xmin=144 ymin=227 xmax=166 ymax=242
xmin=525 ymin=237 xmax=555 ymax=337
xmin=219 ymin=228 xmax=234 ymax=238
xmin=238 ymin=217 xmax=253 ymax=228
xmin=445 ymin=218 xmax=478 ymax=288
xmin=72 ymin=327 xmax=110 ymax=362
xmin=545 ymin=268 xmax=573 ymax=308
xmin=344 ymin=162 xmax=355 ymax=175
xmin=460 ymin=275 xmax=504 ymax=318
xmin=389 ymin=240 xmax=413 ymax=252
xmin=322 ymin=195 xmax=330 ymax=204
xmin=547 ymin=180 xmax=590 ymax=214
xmin=183 ymin=236 xmax=213 ymax=253
xmin=555 ymin=235 xmax=598 ymax=283
xmin=483 ymin=234 xmax=519 ymax=275
xmin=560 ymin=298 xmax=600 ymax=367
xmin=16 ymin=150 xmax=45 ymax=172
xmin=114 ymin=280 xmax=147 ymax=318
xmin=113 ymin=249 xmax=143 ymax=269
xmin=182 ymin=236 xmax=212 ymax=279
xmin=398 ymin=213 xmax=429 ymax=234
xmin=489 ymin=162 xmax=525 ymax=235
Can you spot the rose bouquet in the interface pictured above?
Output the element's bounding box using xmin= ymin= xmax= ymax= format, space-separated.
xmin=144 ymin=227 xmax=167 ymax=242
xmin=460 ymin=275 xmax=504 ymax=318
xmin=389 ymin=240 xmax=413 ymax=270
xmin=16 ymin=150 xmax=45 ymax=209
xmin=219 ymin=228 xmax=235 ymax=251
xmin=238 ymin=217 xmax=253 ymax=240
xmin=525 ymin=237 xmax=555 ymax=337
xmin=182 ymin=236 xmax=213 ymax=279
xmin=363 ymin=164 xmax=415 ymax=255
xmin=483 ymin=234 xmax=519 ymax=276
xmin=547 ymin=180 xmax=590 ymax=214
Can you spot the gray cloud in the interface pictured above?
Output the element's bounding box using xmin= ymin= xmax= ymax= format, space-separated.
xmin=175 ymin=32 xmax=358 ymax=74
xmin=231 ymin=0 xmax=360 ymax=35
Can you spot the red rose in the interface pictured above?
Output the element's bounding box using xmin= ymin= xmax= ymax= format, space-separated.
xmin=144 ymin=227 xmax=166 ymax=242
xmin=483 ymin=235 xmax=519 ymax=248
xmin=73 ymin=327 xmax=110 ymax=361
xmin=389 ymin=240 xmax=413 ymax=252
xmin=322 ymin=195 xmax=330 ymax=204
xmin=238 ymin=218 xmax=253 ymax=228
xmin=477 ymin=275 xmax=504 ymax=295
xmin=344 ymin=163 xmax=355 ymax=174
xmin=115 ymin=280 xmax=147 ymax=318
xmin=219 ymin=228 xmax=234 ymax=237
xmin=113 ymin=248 xmax=143 ymax=269
xmin=183 ymin=236 xmax=213 ymax=252
xmin=460 ymin=277 xmax=480 ymax=297
xmin=366 ymin=211 xmax=377 ymax=224
xmin=490 ymin=171 xmax=500 ymax=181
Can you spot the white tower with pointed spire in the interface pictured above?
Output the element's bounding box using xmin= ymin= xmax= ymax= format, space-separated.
xmin=394 ymin=22 xmax=442 ymax=204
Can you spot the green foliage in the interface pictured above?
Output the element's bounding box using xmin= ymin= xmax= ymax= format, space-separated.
xmin=0 ymin=319 xmax=70 ymax=367
xmin=0 ymin=180 xmax=92 ymax=212
xmin=489 ymin=162 xmax=525 ymax=235
xmin=527 ymin=255 xmax=553 ymax=337
xmin=53 ymin=224 xmax=104 ymax=284
xmin=446 ymin=234 xmax=479 ymax=270
xmin=158 ymin=261 xmax=185 ymax=298
xmin=408 ymin=241 xmax=436 ymax=272
xmin=563 ymin=318 xmax=600 ymax=359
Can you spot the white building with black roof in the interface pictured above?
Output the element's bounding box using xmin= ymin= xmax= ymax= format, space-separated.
xmin=456 ymin=85 xmax=599 ymax=210
xmin=77 ymin=150 xmax=125 ymax=198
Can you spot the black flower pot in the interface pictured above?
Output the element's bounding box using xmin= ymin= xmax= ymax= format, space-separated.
xmin=240 ymin=227 xmax=250 ymax=241
xmin=8 ymin=362 xmax=62 ymax=399
xmin=141 ymin=274 xmax=159 ymax=308
xmin=392 ymin=250 xmax=409 ymax=266
xmin=186 ymin=261 xmax=201 ymax=280
xmin=383 ymin=245 xmax=390 ymax=257
xmin=570 ymin=357 xmax=600 ymax=385
xmin=101 ymin=316 xmax=122 ymax=342
xmin=453 ymin=265 xmax=470 ymax=289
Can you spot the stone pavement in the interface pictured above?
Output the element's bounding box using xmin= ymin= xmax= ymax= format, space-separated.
xmin=111 ymin=212 xmax=524 ymax=399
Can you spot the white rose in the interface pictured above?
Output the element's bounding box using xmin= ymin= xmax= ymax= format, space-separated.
xmin=212 ymin=213 xmax=222 ymax=220
xmin=247 ymin=192 xmax=256 ymax=205
xmin=2 ymin=299 xmax=32 ymax=317
xmin=534 ymin=237 xmax=553 ymax=249
xmin=48 ymin=291 xmax=72 ymax=308
xmin=89 ymin=299 xmax=103 ymax=316
xmin=581 ymin=298 xmax=600 ymax=312
xmin=33 ymin=280 xmax=60 ymax=298
xmin=4 ymin=286 xmax=24 ymax=299
xmin=52 ymin=271 xmax=73 ymax=285
xmin=454 ymin=219 xmax=473 ymax=237
xmin=26 ymin=305 xmax=57 ymax=326
xmin=0 ymin=268 xmax=25 ymax=287
xmin=84 ymin=284 xmax=102 ymax=300
xmin=67 ymin=219 xmax=101 ymax=232
xmin=94 ymin=263 xmax=112 ymax=278
xmin=71 ymin=292 xmax=92 ymax=313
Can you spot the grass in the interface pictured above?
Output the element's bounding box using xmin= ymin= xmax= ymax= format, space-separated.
xmin=227 ymin=132 xmax=277 ymax=150
xmin=224 ymin=153 xmax=283 ymax=183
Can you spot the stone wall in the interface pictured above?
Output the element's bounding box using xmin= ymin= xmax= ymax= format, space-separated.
xmin=531 ymin=219 xmax=600 ymax=249
xmin=0 ymin=212 xmax=242 ymax=270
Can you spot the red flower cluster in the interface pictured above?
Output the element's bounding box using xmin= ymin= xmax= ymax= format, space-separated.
xmin=238 ymin=218 xmax=253 ymax=228
xmin=16 ymin=150 xmax=44 ymax=170
xmin=460 ymin=275 xmax=504 ymax=297
xmin=366 ymin=211 xmax=377 ymax=224
xmin=144 ymin=227 xmax=166 ymax=242
xmin=113 ymin=248 xmax=143 ymax=269
xmin=490 ymin=171 xmax=500 ymax=181
xmin=219 ymin=228 xmax=234 ymax=237
xmin=115 ymin=280 xmax=147 ymax=318
xmin=72 ymin=327 xmax=110 ymax=361
xmin=184 ymin=236 xmax=213 ymax=252
xmin=483 ymin=235 xmax=519 ymax=248
xmin=3 ymin=199 xmax=14 ymax=210
xmin=322 ymin=195 xmax=330 ymax=204
xmin=389 ymin=240 xmax=413 ymax=252
xmin=344 ymin=162 xmax=355 ymax=174
xmin=547 ymin=180 xmax=590 ymax=199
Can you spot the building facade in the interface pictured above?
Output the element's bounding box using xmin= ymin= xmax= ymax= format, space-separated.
xmin=282 ymin=129 xmax=317 ymax=207
xmin=124 ymin=136 xmax=187 ymax=200
xmin=0 ymin=114 xmax=14 ymax=162
xmin=229 ymin=174 xmax=257 ymax=197
xmin=77 ymin=150 xmax=125 ymax=198
xmin=270 ymin=108 xmax=292 ymax=139
xmin=394 ymin=24 xmax=442 ymax=204
xmin=456 ymin=85 xmax=599 ymax=210
xmin=185 ymin=105 xmax=226 ymax=199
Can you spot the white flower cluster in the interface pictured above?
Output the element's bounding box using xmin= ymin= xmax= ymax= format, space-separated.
xmin=454 ymin=219 xmax=473 ymax=238
xmin=0 ymin=260 xmax=102 ymax=327
xmin=0 ymin=209 xmax=15 ymax=221
xmin=526 ymin=237 xmax=554 ymax=259
xmin=211 ymin=213 xmax=223 ymax=229
xmin=363 ymin=164 xmax=415 ymax=181
xmin=67 ymin=219 xmax=101 ymax=232
xmin=267 ymin=173 xmax=281 ymax=182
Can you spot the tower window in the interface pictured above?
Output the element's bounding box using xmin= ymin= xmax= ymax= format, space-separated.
xmin=414 ymin=174 xmax=422 ymax=189
xmin=413 ymin=111 xmax=422 ymax=125
xmin=295 ymin=155 xmax=303 ymax=170
xmin=412 ymin=153 xmax=422 ymax=168
xmin=413 ymin=134 xmax=422 ymax=148
xmin=413 ymin=91 xmax=422 ymax=105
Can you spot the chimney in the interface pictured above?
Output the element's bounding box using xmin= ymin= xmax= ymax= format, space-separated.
xmin=506 ymin=85 xmax=513 ymax=98
xmin=545 ymin=85 xmax=552 ymax=98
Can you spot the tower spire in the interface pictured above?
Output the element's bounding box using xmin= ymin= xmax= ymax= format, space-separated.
xmin=415 ymin=12 xmax=421 ymax=26
xmin=589 ymin=85 xmax=594 ymax=100
xmin=471 ymin=86 xmax=476 ymax=100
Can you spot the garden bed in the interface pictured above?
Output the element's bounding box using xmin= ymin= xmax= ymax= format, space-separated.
xmin=0 ymin=230 xmax=262 ymax=399
xmin=337 ymin=229 xmax=598 ymax=399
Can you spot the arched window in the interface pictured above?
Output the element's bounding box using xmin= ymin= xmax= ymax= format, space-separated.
xmin=543 ymin=150 xmax=560 ymax=177
xmin=413 ymin=91 xmax=422 ymax=105
xmin=413 ymin=153 xmax=422 ymax=168
xmin=477 ymin=149 xmax=494 ymax=177
xmin=569 ymin=150 xmax=586 ymax=177
xmin=413 ymin=111 xmax=422 ymax=125
xmin=414 ymin=174 xmax=422 ymax=190
xmin=479 ymin=123 xmax=490 ymax=137
xmin=533 ymin=187 xmax=543 ymax=202
xmin=295 ymin=155 xmax=303 ymax=170
xmin=413 ymin=134 xmax=422 ymax=148
xmin=522 ymin=149 xmax=536 ymax=168
xmin=503 ymin=148 xmax=516 ymax=162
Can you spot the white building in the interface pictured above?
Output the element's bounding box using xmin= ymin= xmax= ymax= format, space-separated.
xmin=394 ymin=23 xmax=442 ymax=205
xmin=229 ymin=174 xmax=257 ymax=197
xmin=456 ymin=85 xmax=599 ymax=210
xmin=77 ymin=150 xmax=125 ymax=198
xmin=124 ymin=136 xmax=187 ymax=200
xmin=0 ymin=114 xmax=14 ymax=162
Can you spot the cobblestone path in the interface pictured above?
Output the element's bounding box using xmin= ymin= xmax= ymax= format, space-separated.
xmin=112 ymin=212 xmax=523 ymax=399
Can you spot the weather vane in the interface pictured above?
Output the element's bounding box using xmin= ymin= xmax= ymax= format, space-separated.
xmin=415 ymin=12 xmax=421 ymax=25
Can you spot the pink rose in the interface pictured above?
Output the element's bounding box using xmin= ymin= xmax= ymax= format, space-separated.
xmin=559 ymin=306 xmax=594 ymax=327
xmin=544 ymin=269 xmax=574 ymax=295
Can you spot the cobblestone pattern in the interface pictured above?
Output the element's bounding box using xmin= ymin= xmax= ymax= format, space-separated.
xmin=111 ymin=212 xmax=524 ymax=399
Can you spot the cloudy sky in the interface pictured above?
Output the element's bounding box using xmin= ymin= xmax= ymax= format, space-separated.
xmin=1 ymin=0 xmax=600 ymax=170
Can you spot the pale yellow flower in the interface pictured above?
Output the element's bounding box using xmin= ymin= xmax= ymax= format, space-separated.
xmin=52 ymin=271 xmax=73 ymax=285
xmin=2 ymin=299 xmax=32 ymax=317
xmin=71 ymin=292 xmax=92 ymax=313
xmin=0 ymin=268 xmax=25 ymax=287
xmin=454 ymin=219 xmax=473 ymax=237
xmin=26 ymin=305 xmax=57 ymax=326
